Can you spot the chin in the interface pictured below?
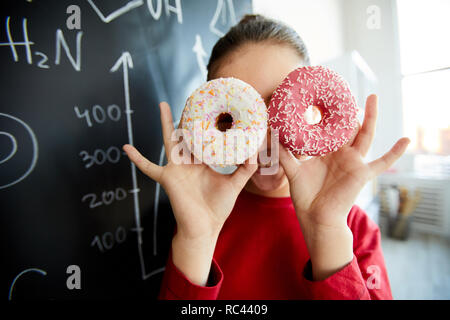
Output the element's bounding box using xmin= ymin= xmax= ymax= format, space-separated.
xmin=250 ymin=165 xmax=288 ymax=192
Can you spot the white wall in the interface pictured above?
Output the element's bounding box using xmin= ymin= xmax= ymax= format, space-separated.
xmin=341 ymin=0 xmax=404 ymax=163
xmin=253 ymin=0 xmax=346 ymax=64
xmin=254 ymin=0 xmax=405 ymax=167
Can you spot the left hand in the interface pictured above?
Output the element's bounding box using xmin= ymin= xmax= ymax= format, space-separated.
xmin=279 ymin=94 xmax=410 ymax=279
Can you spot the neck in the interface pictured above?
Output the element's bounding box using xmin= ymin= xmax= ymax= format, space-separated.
xmin=244 ymin=180 xmax=290 ymax=198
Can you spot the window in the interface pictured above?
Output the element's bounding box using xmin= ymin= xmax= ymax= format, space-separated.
xmin=396 ymin=0 xmax=450 ymax=156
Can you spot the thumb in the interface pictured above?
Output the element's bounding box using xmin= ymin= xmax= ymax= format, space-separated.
xmin=123 ymin=144 xmax=163 ymax=183
xmin=279 ymin=145 xmax=300 ymax=179
xmin=345 ymin=120 xmax=361 ymax=147
xmin=230 ymin=153 xmax=258 ymax=190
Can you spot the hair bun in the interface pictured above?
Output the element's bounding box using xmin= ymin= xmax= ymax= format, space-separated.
xmin=238 ymin=14 xmax=261 ymax=25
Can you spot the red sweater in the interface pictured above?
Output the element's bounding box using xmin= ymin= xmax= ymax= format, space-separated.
xmin=159 ymin=190 xmax=393 ymax=300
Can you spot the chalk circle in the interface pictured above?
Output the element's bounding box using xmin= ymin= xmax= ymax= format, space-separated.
xmin=0 ymin=113 xmax=38 ymax=190
xmin=0 ymin=132 xmax=17 ymax=165
xmin=8 ymin=268 xmax=47 ymax=301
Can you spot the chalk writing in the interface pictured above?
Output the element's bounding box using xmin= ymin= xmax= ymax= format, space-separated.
xmin=91 ymin=226 xmax=127 ymax=253
xmin=81 ymin=187 xmax=128 ymax=209
xmin=0 ymin=113 xmax=38 ymax=190
xmin=79 ymin=146 xmax=123 ymax=169
xmin=8 ymin=268 xmax=47 ymax=301
xmin=0 ymin=17 xmax=83 ymax=71
xmin=74 ymin=104 xmax=121 ymax=127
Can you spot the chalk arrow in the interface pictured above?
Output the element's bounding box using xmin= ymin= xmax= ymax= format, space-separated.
xmin=210 ymin=0 xmax=237 ymax=37
xmin=110 ymin=52 xmax=134 ymax=144
xmin=192 ymin=34 xmax=207 ymax=79
xmin=111 ymin=52 xmax=147 ymax=280
xmin=110 ymin=51 xmax=134 ymax=72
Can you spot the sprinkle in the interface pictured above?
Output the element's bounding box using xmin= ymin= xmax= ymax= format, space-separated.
xmin=268 ymin=66 xmax=358 ymax=156
xmin=181 ymin=77 xmax=267 ymax=166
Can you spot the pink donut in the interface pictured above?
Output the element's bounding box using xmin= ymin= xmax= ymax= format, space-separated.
xmin=268 ymin=66 xmax=359 ymax=156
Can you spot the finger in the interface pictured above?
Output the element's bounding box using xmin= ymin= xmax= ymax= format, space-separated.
xmin=231 ymin=153 xmax=258 ymax=189
xmin=368 ymin=137 xmax=410 ymax=176
xmin=345 ymin=120 xmax=361 ymax=147
xmin=177 ymin=116 xmax=183 ymax=129
xmin=159 ymin=102 xmax=176 ymax=160
xmin=168 ymin=138 xmax=194 ymax=165
xmin=279 ymin=145 xmax=300 ymax=180
xmin=123 ymin=144 xmax=163 ymax=182
xmin=352 ymin=94 xmax=378 ymax=156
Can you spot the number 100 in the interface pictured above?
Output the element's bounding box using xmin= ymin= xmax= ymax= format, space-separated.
xmin=91 ymin=226 xmax=127 ymax=253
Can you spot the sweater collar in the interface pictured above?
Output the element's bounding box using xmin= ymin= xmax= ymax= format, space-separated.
xmin=239 ymin=189 xmax=293 ymax=207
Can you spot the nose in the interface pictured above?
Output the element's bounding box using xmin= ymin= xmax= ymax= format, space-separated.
xmin=257 ymin=129 xmax=274 ymax=166
xmin=257 ymin=128 xmax=273 ymax=151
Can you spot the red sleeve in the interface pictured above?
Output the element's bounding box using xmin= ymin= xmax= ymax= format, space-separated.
xmin=158 ymin=251 xmax=224 ymax=300
xmin=349 ymin=205 xmax=393 ymax=299
xmin=300 ymin=205 xmax=393 ymax=300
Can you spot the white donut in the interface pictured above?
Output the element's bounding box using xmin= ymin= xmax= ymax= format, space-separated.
xmin=181 ymin=78 xmax=267 ymax=167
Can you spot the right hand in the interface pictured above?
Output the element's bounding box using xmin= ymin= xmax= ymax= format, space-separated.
xmin=123 ymin=102 xmax=257 ymax=285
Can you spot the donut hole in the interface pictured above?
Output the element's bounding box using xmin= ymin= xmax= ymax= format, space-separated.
xmin=304 ymin=105 xmax=323 ymax=125
xmin=216 ymin=112 xmax=234 ymax=132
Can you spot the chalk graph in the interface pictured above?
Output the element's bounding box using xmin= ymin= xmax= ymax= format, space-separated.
xmin=4 ymin=0 xmax=242 ymax=298
xmin=111 ymin=52 xmax=164 ymax=280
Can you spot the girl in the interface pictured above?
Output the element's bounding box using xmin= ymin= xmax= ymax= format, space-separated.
xmin=123 ymin=14 xmax=409 ymax=299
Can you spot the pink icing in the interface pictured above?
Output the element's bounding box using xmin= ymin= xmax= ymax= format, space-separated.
xmin=268 ymin=66 xmax=359 ymax=156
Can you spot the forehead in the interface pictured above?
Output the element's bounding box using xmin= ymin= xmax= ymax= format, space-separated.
xmin=214 ymin=42 xmax=304 ymax=102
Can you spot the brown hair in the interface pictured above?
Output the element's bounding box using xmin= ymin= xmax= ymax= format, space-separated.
xmin=207 ymin=14 xmax=310 ymax=80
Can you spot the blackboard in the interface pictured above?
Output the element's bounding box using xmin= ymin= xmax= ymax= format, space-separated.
xmin=0 ymin=0 xmax=252 ymax=300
